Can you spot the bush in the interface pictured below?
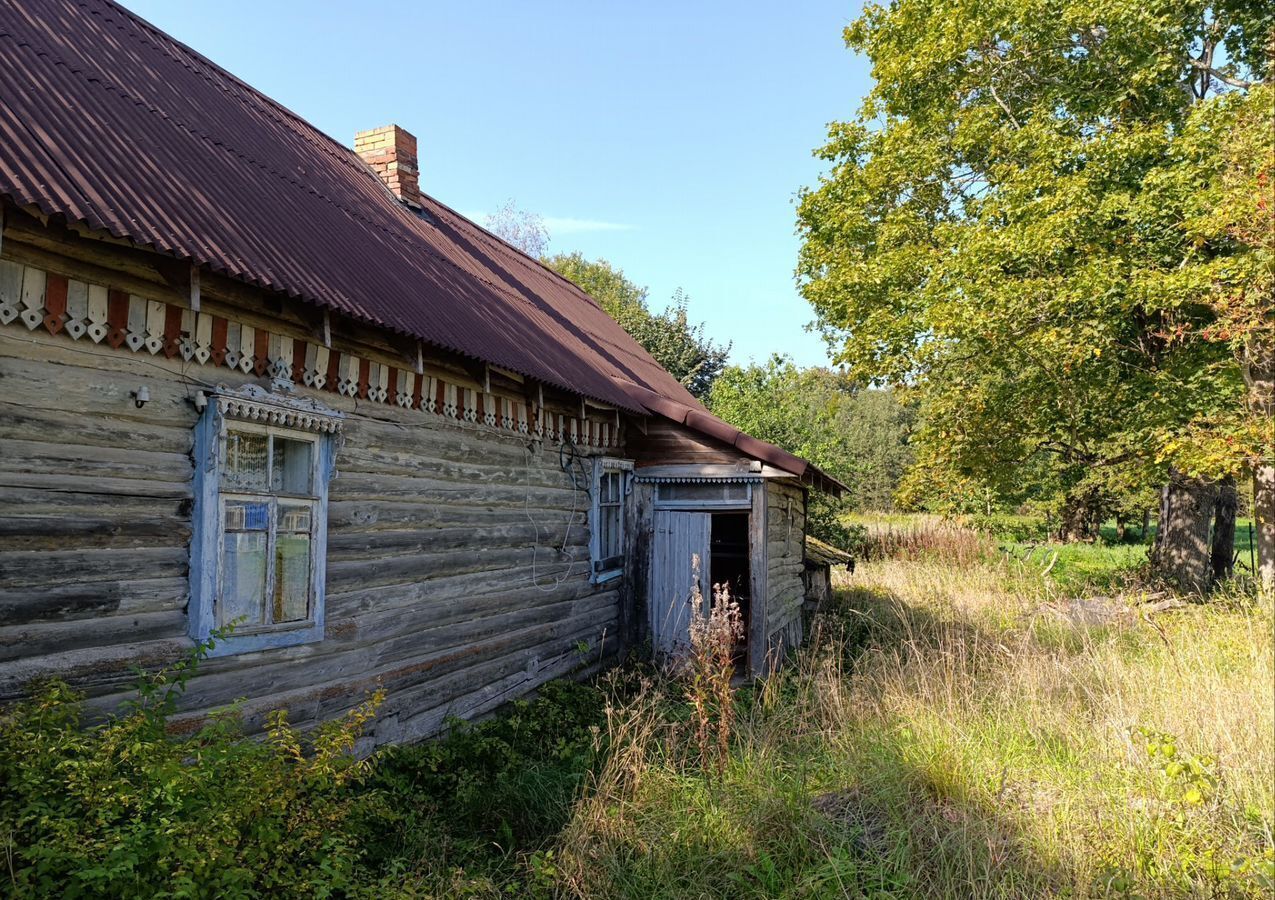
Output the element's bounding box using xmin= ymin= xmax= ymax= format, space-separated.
xmin=969 ymin=513 xmax=1051 ymax=543
xmin=364 ymin=679 xmax=605 ymax=866
xmin=0 ymin=637 xmax=383 ymax=898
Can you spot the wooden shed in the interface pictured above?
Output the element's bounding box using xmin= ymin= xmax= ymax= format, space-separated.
xmin=0 ymin=0 xmax=843 ymax=747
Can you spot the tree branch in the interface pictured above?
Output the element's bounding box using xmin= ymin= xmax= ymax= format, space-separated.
xmin=987 ymin=81 xmax=1021 ymax=128
xmin=1189 ymin=59 xmax=1256 ymax=90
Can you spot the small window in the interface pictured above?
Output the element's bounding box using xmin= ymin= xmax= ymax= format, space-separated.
xmin=218 ymin=428 xmax=319 ymax=632
xmin=591 ymin=458 xmax=632 ymax=582
xmin=654 ymin=481 xmax=752 ymax=509
xmin=189 ymin=388 xmax=340 ymax=655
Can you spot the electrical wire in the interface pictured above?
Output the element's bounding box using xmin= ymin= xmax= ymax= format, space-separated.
xmin=525 ymin=436 xmax=591 ymax=592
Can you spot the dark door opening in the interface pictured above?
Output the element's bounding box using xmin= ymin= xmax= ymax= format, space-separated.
xmin=710 ymin=512 xmax=751 ymax=664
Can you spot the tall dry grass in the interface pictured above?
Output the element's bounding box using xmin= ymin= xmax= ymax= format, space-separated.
xmin=852 ymin=514 xmax=996 ymax=566
xmin=555 ymin=553 xmax=1274 ymax=899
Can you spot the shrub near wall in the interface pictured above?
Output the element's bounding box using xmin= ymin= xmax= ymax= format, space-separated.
xmin=0 ymin=639 xmax=384 ymax=899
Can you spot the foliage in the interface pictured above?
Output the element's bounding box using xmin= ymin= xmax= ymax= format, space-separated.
xmin=842 ymin=514 xmax=996 ymax=567
xmin=796 ymin=1 xmax=1271 ymax=528
xmin=0 ymin=636 xmax=383 ymax=899
xmin=708 ymin=355 xmax=914 ymax=545
xmin=361 ymin=678 xmax=606 ymax=873
xmin=546 ymin=252 xmax=731 ymax=399
xmin=5 ymin=559 xmax=1270 ymax=898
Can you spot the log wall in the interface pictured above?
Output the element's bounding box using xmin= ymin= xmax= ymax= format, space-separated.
xmin=0 ymin=237 xmax=626 ymax=748
xmin=764 ymin=479 xmax=807 ymax=658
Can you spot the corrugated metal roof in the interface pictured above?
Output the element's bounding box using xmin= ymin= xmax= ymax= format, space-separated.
xmin=0 ymin=0 xmax=843 ymax=491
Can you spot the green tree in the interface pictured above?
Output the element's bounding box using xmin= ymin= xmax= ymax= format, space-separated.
xmin=797 ymin=1 xmax=1270 ymax=580
xmin=546 ymin=253 xmax=730 ymax=399
xmin=708 ymin=355 xmax=914 ymax=545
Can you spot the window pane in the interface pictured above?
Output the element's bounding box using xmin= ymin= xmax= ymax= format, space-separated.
xmin=272 ymin=437 xmax=313 ymax=494
xmin=224 ymin=430 xmax=269 ymax=491
xmin=220 ymin=531 xmax=266 ymax=627
xmin=278 ymin=503 xmax=312 ymax=533
xmin=224 ymin=500 xmax=269 ymax=531
xmin=656 ymin=483 xmax=750 ymax=504
xmin=605 ymin=507 xmax=622 ymax=556
xmin=274 ymin=534 xmax=311 ymax=623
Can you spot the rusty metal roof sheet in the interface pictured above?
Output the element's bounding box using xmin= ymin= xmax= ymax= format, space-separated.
xmin=0 ymin=0 xmax=841 ymax=490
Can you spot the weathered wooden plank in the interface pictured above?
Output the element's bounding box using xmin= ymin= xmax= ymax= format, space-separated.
xmin=0 ymin=471 xmax=191 ymax=501
xmin=324 ymin=588 xmax=619 ymax=661
xmin=326 ymin=544 xmax=590 ymax=591
xmin=0 ymin=438 xmax=191 ymax=482
xmin=0 ymin=546 xmax=188 ymax=589
xmin=326 ymin=522 xmax=589 ymax=558
xmin=748 ymin=477 xmax=770 ymax=675
xmin=0 ymin=511 xmax=190 ymax=551
xmin=337 ymin=447 xmax=584 ymax=490
xmin=0 ymin=403 xmax=194 ymax=455
xmin=326 ymin=561 xmax=590 ymax=618
xmin=0 ymin=609 xmax=186 ymax=662
xmin=330 ymin=472 xmax=585 ymax=508
xmin=146 ymin=612 xmax=613 ymax=741
xmin=0 ymin=576 xmax=188 ymax=626
xmin=0 ymin=637 xmax=191 ymax=701
xmin=327 ymin=499 xmax=574 ymax=531
xmin=131 ymin=596 xmax=620 ymax=717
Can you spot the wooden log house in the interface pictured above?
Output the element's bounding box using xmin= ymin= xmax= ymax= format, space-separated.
xmin=0 ymin=0 xmax=844 ymax=747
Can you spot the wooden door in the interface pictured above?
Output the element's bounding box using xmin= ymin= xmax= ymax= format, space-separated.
xmin=649 ymin=510 xmax=711 ymax=656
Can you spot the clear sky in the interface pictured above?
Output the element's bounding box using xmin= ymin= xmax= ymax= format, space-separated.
xmin=122 ymin=1 xmax=871 ymax=368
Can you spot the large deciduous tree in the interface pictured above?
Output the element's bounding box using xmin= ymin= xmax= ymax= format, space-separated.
xmin=546 ymin=253 xmax=730 ymax=399
xmin=797 ymin=1 xmax=1271 ymax=588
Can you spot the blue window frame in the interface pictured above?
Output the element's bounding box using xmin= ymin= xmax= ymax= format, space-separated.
xmin=590 ymin=457 xmax=633 ymax=583
xmin=189 ymin=386 xmax=341 ymax=656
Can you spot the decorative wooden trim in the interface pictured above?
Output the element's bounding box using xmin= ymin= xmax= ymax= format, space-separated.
xmin=0 ymin=259 xmax=618 ymax=448
xmin=211 ymin=383 xmax=344 ymax=434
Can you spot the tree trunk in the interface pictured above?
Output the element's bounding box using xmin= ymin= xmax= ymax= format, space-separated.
xmin=1058 ymin=489 xmax=1101 ymax=542
xmin=1151 ymin=468 xmax=1217 ymax=593
xmin=1210 ymin=476 xmax=1237 ymax=584
xmin=1256 ymin=463 xmax=1275 ymax=595
xmin=1243 ymin=335 xmax=1274 ymax=594
xmin=1142 ymin=508 xmax=1151 ymax=543
xmin=1115 ymin=515 xmax=1126 ymax=543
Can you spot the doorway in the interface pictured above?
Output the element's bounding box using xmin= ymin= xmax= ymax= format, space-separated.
xmin=648 ymin=508 xmax=752 ymax=662
xmin=709 ymin=513 xmax=751 ymax=663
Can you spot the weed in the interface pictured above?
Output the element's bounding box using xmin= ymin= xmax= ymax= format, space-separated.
xmin=683 ymin=567 xmax=744 ymax=774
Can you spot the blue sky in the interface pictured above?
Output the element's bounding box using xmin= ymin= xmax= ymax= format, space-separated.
xmin=124 ymin=1 xmax=872 ymax=368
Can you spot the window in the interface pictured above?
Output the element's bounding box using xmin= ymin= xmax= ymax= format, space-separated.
xmin=590 ymin=458 xmax=633 ymax=582
xmin=189 ymin=386 xmax=341 ymax=655
xmin=653 ymin=481 xmax=753 ymax=509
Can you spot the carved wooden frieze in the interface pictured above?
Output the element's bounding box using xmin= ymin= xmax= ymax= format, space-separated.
xmin=213 ymin=383 xmax=344 ymax=434
xmin=0 ymin=259 xmax=617 ymax=448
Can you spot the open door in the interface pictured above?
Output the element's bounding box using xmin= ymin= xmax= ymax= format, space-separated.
xmin=649 ymin=510 xmax=711 ymax=656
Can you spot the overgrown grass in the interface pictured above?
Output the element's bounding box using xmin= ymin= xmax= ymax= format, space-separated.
xmin=5 ymin=540 xmax=1271 ymax=897
xmin=554 ymin=557 xmax=1274 ymax=899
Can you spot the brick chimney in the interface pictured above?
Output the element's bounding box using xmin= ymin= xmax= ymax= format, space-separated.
xmin=355 ymin=124 xmax=420 ymax=208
